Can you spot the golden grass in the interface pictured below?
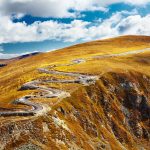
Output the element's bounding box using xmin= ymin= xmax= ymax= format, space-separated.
xmin=0 ymin=35 xmax=150 ymax=105
xmin=1 ymin=36 xmax=150 ymax=149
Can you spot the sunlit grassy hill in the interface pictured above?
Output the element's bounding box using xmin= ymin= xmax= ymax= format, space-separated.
xmin=0 ymin=35 xmax=150 ymax=150
xmin=0 ymin=35 xmax=150 ymax=104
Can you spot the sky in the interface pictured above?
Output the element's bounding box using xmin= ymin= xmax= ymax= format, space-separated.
xmin=0 ymin=0 xmax=150 ymax=59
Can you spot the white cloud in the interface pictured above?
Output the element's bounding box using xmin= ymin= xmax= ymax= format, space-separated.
xmin=0 ymin=53 xmax=20 ymax=59
xmin=0 ymin=0 xmax=76 ymax=18
xmin=0 ymin=0 xmax=150 ymax=18
xmin=116 ymin=14 xmax=150 ymax=35
xmin=125 ymin=0 xmax=150 ymax=5
xmin=1 ymin=9 xmax=150 ymax=44
xmin=0 ymin=15 xmax=90 ymax=43
xmin=0 ymin=1 xmax=149 ymax=44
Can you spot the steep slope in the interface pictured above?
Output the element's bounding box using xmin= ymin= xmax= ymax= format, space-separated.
xmin=0 ymin=35 xmax=150 ymax=150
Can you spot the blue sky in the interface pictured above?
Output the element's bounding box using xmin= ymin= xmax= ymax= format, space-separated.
xmin=0 ymin=0 xmax=150 ymax=59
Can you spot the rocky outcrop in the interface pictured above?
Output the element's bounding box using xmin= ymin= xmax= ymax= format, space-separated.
xmin=0 ymin=71 xmax=149 ymax=150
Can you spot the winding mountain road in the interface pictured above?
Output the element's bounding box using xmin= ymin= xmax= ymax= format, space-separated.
xmin=0 ymin=48 xmax=150 ymax=117
xmin=0 ymin=59 xmax=99 ymax=117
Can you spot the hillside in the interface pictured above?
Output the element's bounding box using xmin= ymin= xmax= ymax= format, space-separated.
xmin=0 ymin=35 xmax=150 ymax=150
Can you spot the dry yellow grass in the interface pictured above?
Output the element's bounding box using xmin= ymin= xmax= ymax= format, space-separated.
xmin=0 ymin=35 xmax=150 ymax=150
xmin=0 ymin=35 xmax=150 ymax=104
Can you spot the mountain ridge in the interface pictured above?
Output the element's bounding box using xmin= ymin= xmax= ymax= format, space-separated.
xmin=0 ymin=35 xmax=149 ymax=150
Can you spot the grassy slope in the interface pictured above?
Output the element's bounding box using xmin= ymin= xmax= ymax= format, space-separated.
xmin=0 ymin=35 xmax=150 ymax=150
xmin=0 ymin=35 xmax=150 ymax=104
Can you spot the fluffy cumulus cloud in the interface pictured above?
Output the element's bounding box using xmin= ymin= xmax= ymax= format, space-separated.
xmin=0 ymin=15 xmax=89 ymax=43
xmin=0 ymin=10 xmax=150 ymax=44
xmin=0 ymin=0 xmax=150 ymax=18
xmin=0 ymin=0 xmax=150 ymax=44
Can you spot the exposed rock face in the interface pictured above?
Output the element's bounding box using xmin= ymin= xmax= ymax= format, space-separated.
xmin=15 ymin=144 xmax=42 ymax=150
xmin=0 ymin=71 xmax=149 ymax=150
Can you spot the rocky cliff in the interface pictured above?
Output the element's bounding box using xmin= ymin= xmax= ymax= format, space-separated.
xmin=0 ymin=71 xmax=149 ymax=150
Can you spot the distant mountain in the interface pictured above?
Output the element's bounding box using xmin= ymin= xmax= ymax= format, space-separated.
xmin=17 ymin=52 xmax=41 ymax=59
xmin=0 ymin=52 xmax=41 ymax=65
